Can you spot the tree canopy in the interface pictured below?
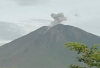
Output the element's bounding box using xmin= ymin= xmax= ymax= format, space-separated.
xmin=64 ymin=42 xmax=100 ymax=68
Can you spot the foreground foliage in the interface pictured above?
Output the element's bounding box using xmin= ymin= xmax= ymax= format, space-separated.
xmin=64 ymin=42 xmax=100 ymax=68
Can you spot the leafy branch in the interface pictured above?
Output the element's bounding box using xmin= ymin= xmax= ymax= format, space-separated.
xmin=64 ymin=42 xmax=100 ymax=68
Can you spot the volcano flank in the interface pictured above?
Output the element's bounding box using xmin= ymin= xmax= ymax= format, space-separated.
xmin=0 ymin=24 xmax=100 ymax=68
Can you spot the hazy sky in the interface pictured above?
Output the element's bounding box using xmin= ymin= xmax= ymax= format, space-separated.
xmin=0 ymin=0 xmax=100 ymax=36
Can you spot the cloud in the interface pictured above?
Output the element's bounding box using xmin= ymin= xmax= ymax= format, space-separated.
xmin=11 ymin=0 xmax=46 ymax=6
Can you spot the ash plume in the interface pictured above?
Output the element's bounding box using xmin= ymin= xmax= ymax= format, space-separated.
xmin=50 ymin=13 xmax=67 ymax=26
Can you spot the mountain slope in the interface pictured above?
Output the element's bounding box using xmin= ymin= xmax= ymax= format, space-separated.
xmin=0 ymin=24 xmax=100 ymax=68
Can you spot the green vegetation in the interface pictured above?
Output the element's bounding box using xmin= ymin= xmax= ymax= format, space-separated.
xmin=64 ymin=42 xmax=100 ymax=68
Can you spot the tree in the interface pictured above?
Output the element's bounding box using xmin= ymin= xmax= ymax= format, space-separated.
xmin=64 ymin=42 xmax=100 ymax=68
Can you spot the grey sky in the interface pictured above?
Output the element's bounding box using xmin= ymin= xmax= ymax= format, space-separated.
xmin=11 ymin=0 xmax=47 ymax=6
xmin=0 ymin=0 xmax=100 ymax=36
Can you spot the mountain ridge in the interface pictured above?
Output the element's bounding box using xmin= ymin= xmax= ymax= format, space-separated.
xmin=0 ymin=24 xmax=100 ymax=68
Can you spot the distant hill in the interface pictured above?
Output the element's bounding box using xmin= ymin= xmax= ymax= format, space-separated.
xmin=0 ymin=20 xmax=50 ymax=46
xmin=0 ymin=24 xmax=100 ymax=68
xmin=0 ymin=22 xmax=24 ymax=46
xmin=0 ymin=22 xmax=23 ymax=40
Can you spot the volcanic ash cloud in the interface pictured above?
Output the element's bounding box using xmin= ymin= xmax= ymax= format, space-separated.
xmin=50 ymin=13 xmax=67 ymax=26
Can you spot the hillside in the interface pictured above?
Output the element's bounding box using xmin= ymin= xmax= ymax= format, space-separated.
xmin=0 ymin=24 xmax=100 ymax=68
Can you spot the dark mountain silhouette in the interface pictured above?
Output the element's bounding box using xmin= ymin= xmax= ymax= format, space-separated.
xmin=0 ymin=24 xmax=100 ymax=68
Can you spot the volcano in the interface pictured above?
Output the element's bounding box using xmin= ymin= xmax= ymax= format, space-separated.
xmin=0 ymin=24 xmax=100 ymax=68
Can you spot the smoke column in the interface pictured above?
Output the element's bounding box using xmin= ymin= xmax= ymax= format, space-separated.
xmin=44 ymin=13 xmax=67 ymax=33
xmin=50 ymin=13 xmax=67 ymax=26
